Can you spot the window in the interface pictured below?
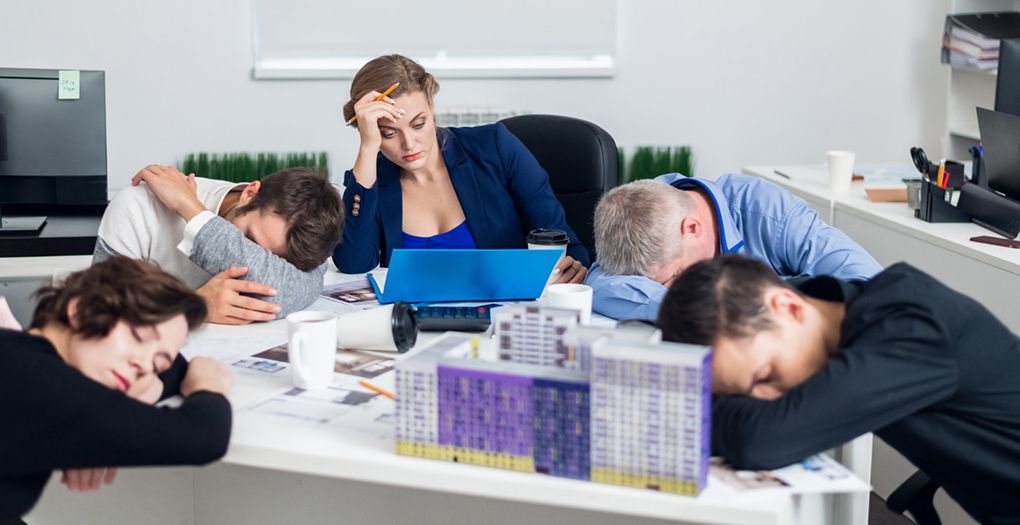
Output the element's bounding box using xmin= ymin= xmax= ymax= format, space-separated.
xmin=252 ymin=0 xmax=617 ymax=79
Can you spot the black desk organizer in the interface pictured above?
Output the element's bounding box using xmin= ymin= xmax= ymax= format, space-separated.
xmin=916 ymin=180 xmax=971 ymax=223
xmin=910 ymin=147 xmax=971 ymax=223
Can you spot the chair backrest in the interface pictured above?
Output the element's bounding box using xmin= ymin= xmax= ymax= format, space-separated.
xmin=500 ymin=114 xmax=619 ymax=261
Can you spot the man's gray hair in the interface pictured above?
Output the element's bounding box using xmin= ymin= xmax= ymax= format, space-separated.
xmin=593 ymin=179 xmax=694 ymax=277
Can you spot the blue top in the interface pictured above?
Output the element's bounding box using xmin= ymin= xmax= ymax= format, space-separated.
xmin=585 ymin=173 xmax=882 ymax=320
xmin=332 ymin=123 xmax=589 ymax=273
xmin=400 ymin=221 xmax=478 ymax=250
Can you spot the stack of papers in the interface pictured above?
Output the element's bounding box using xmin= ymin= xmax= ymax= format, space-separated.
xmin=941 ymin=12 xmax=1020 ymax=72
xmin=857 ymin=165 xmax=918 ymax=202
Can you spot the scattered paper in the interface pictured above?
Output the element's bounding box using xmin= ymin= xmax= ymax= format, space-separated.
xmin=246 ymin=383 xmax=396 ymax=445
xmin=321 ymin=279 xmax=379 ymax=308
xmin=254 ymin=344 xmax=396 ymax=379
xmin=710 ymin=454 xmax=870 ymax=494
xmin=231 ymin=357 xmax=287 ymax=376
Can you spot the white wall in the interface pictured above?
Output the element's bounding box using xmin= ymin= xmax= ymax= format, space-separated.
xmin=1 ymin=0 xmax=950 ymax=193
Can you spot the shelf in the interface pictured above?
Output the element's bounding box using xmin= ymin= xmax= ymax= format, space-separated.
xmin=949 ymin=127 xmax=982 ymax=140
xmin=947 ymin=64 xmax=998 ymax=76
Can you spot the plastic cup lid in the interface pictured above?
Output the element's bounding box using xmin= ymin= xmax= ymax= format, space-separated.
xmin=526 ymin=228 xmax=569 ymax=245
xmin=390 ymin=302 xmax=418 ymax=353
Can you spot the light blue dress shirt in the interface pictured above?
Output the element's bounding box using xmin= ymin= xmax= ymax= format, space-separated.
xmin=585 ymin=173 xmax=882 ymax=320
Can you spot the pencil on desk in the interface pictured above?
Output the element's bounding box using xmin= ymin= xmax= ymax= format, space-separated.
xmin=773 ymin=170 xmax=791 ymax=180
xmin=359 ymin=379 xmax=397 ymax=400
xmin=346 ymin=82 xmax=400 ymax=125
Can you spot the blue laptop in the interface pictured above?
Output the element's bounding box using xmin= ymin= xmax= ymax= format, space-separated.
xmin=367 ymin=249 xmax=562 ymax=304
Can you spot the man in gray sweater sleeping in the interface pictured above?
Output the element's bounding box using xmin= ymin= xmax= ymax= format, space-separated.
xmin=93 ymin=164 xmax=344 ymax=324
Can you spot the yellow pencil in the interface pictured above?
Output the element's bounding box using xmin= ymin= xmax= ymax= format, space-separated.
xmin=359 ymin=379 xmax=397 ymax=400
xmin=346 ymin=82 xmax=400 ymax=125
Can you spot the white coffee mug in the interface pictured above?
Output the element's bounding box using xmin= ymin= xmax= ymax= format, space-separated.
xmin=827 ymin=150 xmax=855 ymax=192
xmin=286 ymin=310 xmax=337 ymax=390
xmin=545 ymin=283 xmax=593 ymax=325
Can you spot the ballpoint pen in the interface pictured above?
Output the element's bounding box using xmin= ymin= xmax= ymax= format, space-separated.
xmin=346 ymin=82 xmax=400 ymax=126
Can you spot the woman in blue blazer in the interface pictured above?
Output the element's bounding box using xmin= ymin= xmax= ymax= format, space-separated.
xmin=332 ymin=54 xmax=589 ymax=281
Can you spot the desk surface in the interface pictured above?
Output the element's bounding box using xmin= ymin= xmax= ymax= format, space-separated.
xmin=0 ymin=215 xmax=101 ymax=257
xmin=743 ymin=165 xmax=1020 ymax=277
xmin=177 ymin=272 xmax=867 ymax=525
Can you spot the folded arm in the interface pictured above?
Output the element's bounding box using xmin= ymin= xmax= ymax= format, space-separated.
xmin=779 ymin=194 xmax=882 ymax=280
xmin=586 ymin=262 xmax=666 ymax=321
xmin=713 ymin=304 xmax=956 ymax=469
xmin=186 ymin=214 xmax=325 ymax=316
xmin=6 ymin=365 xmax=231 ymax=474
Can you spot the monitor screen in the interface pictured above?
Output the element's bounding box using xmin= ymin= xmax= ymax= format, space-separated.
xmin=0 ymin=68 xmax=107 ymax=208
xmin=996 ymin=38 xmax=1020 ymax=117
xmin=977 ymin=107 xmax=1020 ymax=202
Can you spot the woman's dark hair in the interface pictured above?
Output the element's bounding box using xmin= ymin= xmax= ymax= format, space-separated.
xmin=656 ymin=255 xmax=793 ymax=345
xmin=231 ymin=167 xmax=344 ymax=271
xmin=342 ymin=54 xmax=440 ymax=126
xmin=29 ymin=256 xmax=207 ymax=338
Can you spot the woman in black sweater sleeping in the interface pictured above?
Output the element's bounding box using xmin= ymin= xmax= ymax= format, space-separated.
xmin=0 ymin=257 xmax=234 ymax=523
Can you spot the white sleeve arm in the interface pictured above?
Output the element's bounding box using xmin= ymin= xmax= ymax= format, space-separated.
xmin=176 ymin=211 xmax=217 ymax=257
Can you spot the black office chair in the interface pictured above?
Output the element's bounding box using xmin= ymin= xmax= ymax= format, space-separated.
xmin=887 ymin=470 xmax=942 ymax=525
xmin=500 ymin=114 xmax=619 ymax=261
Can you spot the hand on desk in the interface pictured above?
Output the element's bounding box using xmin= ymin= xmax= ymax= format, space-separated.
xmin=61 ymin=467 xmax=116 ymax=493
xmin=197 ymin=267 xmax=281 ymax=325
xmin=552 ymin=256 xmax=587 ymax=284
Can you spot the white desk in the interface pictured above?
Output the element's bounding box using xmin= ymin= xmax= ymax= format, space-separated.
xmin=0 ymin=255 xmax=92 ymax=326
xmin=26 ymin=271 xmax=866 ymax=525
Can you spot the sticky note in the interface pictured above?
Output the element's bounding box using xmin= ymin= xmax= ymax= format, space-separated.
xmin=58 ymin=70 xmax=80 ymax=100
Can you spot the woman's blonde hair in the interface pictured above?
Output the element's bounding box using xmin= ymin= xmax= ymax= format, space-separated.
xmin=342 ymin=54 xmax=440 ymax=126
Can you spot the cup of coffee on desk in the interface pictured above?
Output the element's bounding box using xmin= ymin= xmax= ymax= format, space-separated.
xmin=527 ymin=228 xmax=569 ymax=287
xmin=545 ymin=283 xmax=594 ymax=325
xmin=286 ymin=310 xmax=337 ymax=390
xmin=336 ymin=302 xmax=418 ymax=353
xmin=827 ymin=150 xmax=855 ymax=192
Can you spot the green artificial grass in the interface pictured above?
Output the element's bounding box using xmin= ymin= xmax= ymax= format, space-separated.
xmin=180 ymin=151 xmax=329 ymax=182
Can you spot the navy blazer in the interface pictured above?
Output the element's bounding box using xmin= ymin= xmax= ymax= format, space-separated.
xmin=333 ymin=123 xmax=589 ymax=273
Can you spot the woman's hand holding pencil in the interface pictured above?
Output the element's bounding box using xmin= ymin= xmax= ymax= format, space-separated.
xmin=349 ymin=82 xmax=401 ymax=188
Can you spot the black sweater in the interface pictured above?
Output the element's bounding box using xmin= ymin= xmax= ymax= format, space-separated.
xmin=711 ymin=263 xmax=1020 ymax=524
xmin=0 ymin=330 xmax=232 ymax=520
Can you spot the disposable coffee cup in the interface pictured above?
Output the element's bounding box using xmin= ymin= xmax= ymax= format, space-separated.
xmin=827 ymin=150 xmax=855 ymax=192
xmin=545 ymin=283 xmax=593 ymax=325
xmin=286 ymin=310 xmax=337 ymax=390
xmin=336 ymin=302 xmax=417 ymax=353
xmin=527 ymin=228 xmax=569 ymax=287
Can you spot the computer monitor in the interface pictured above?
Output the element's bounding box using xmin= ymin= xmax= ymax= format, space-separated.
xmin=977 ymin=107 xmax=1020 ymax=202
xmin=996 ymin=39 xmax=1020 ymax=117
xmin=0 ymin=68 xmax=108 ymax=217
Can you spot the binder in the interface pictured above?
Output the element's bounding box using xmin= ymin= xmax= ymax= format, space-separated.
xmin=368 ymin=249 xmax=563 ymax=304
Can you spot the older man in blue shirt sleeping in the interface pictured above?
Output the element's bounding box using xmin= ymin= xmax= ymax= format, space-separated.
xmin=586 ymin=173 xmax=881 ymax=320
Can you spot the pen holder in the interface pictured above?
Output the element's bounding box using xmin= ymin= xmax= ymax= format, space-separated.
xmin=916 ymin=180 xmax=971 ymax=223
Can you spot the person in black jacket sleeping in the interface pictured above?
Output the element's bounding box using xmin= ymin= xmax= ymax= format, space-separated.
xmin=0 ymin=256 xmax=234 ymax=523
xmin=656 ymin=255 xmax=1020 ymax=524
